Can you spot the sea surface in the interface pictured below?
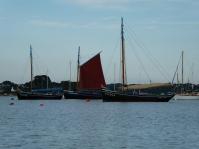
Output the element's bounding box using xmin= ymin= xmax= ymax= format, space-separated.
xmin=0 ymin=96 xmax=199 ymax=149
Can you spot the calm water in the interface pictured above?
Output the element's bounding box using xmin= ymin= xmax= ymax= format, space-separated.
xmin=0 ymin=96 xmax=199 ymax=149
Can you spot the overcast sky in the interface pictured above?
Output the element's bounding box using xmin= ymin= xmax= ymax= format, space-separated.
xmin=0 ymin=0 xmax=199 ymax=84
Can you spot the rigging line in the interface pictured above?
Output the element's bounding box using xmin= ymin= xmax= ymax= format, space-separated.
xmin=125 ymin=24 xmax=171 ymax=81
xmin=125 ymin=26 xmax=170 ymax=82
xmin=33 ymin=46 xmax=52 ymax=76
xmin=191 ymin=63 xmax=194 ymax=84
xmin=81 ymin=54 xmax=93 ymax=64
xmin=125 ymin=26 xmax=167 ymax=81
xmin=105 ymin=35 xmax=120 ymax=82
xmin=125 ymin=25 xmax=168 ymax=77
xmin=33 ymin=49 xmax=43 ymax=75
xmin=172 ymin=54 xmax=182 ymax=85
xmin=125 ymin=33 xmax=152 ymax=83
xmin=19 ymin=56 xmax=30 ymax=84
xmin=32 ymin=47 xmax=58 ymax=82
xmin=80 ymin=49 xmax=100 ymax=64
xmin=34 ymin=58 xmax=42 ymax=76
xmin=186 ymin=62 xmax=194 ymax=84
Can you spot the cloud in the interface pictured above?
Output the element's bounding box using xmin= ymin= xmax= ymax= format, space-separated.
xmin=30 ymin=20 xmax=70 ymax=28
xmin=143 ymin=20 xmax=199 ymax=26
xmin=58 ymin=0 xmax=130 ymax=9
xmin=68 ymin=0 xmax=129 ymax=5
xmin=29 ymin=16 xmax=199 ymax=32
xmin=66 ymin=0 xmax=192 ymax=6
xmin=29 ymin=19 xmax=119 ymax=30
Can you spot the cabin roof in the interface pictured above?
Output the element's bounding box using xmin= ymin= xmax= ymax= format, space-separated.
xmin=124 ymin=83 xmax=172 ymax=90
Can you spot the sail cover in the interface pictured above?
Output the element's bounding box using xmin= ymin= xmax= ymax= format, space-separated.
xmin=79 ymin=53 xmax=106 ymax=90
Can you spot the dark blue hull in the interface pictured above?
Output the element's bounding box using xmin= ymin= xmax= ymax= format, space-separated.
xmin=102 ymin=89 xmax=174 ymax=102
xmin=64 ymin=91 xmax=102 ymax=99
xmin=17 ymin=92 xmax=63 ymax=100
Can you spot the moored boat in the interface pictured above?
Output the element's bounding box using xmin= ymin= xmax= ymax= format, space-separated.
xmin=17 ymin=91 xmax=63 ymax=100
xmin=174 ymin=94 xmax=199 ymax=100
xmin=64 ymin=47 xmax=106 ymax=100
xmin=102 ymin=18 xmax=174 ymax=102
xmin=102 ymin=89 xmax=174 ymax=102
xmin=64 ymin=90 xmax=102 ymax=99
xmin=173 ymin=51 xmax=199 ymax=100
xmin=17 ymin=45 xmax=63 ymax=100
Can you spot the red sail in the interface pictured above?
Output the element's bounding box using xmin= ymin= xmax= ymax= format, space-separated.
xmin=79 ymin=53 xmax=106 ymax=90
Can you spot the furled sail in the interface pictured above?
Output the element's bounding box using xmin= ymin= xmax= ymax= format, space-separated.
xmin=79 ymin=53 xmax=106 ymax=90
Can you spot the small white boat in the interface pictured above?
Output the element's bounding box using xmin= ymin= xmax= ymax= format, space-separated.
xmin=174 ymin=93 xmax=199 ymax=100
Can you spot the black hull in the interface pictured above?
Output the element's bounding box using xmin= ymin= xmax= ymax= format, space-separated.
xmin=102 ymin=90 xmax=174 ymax=102
xmin=64 ymin=91 xmax=102 ymax=99
xmin=17 ymin=92 xmax=62 ymax=100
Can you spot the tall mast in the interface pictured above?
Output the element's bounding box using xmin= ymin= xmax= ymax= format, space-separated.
xmin=46 ymin=69 xmax=48 ymax=89
xmin=76 ymin=46 xmax=80 ymax=90
xmin=121 ymin=17 xmax=127 ymax=91
xmin=181 ymin=50 xmax=184 ymax=94
xmin=177 ymin=72 xmax=179 ymax=84
xmin=69 ymin=61 xmax=72 ymax=90
xmin=30 ymin=44 xmax=33 ymax=92
xmin=182 ymin=51 xmax=184 ymax=85
xmin=114 ymin=63 xmax=116 ymax=91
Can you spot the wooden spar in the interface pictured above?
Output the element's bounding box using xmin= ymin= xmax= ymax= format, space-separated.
xmin=182 ymin=50 xmax=184 ymax=85
xmin=30 ymin=44 xmax=33 ymax=92
xmin=76 ymin=46 xmax=80 ymax=90
xmin=69 ymin=61 xmax=72 ymax=90
xmin=181 ymin=51 xmax=184 ymax=94
xmin=121 ymin=17 xmax=127 ymax=91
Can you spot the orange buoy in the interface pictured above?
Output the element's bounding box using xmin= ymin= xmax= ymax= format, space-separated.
xmin=86 ymin=98 xmax=90 ymax=102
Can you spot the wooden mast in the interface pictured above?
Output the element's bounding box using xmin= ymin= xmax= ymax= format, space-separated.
xmin=114 ymin=63 xmax=116 ymax=91
xmin=46 ymin=70 xmax=48 ymax=89
xmin=76 ymin=46 xmax=80 ymax=90
xmin=181 ymin=51 xmax=184 ymax=94
xmin=121 ymin=17 xmax=127 ymax=91
xmin=69 ymin=61 xmax=72 ymax=90
xmin=30 ymin=44 xmax=33 ymax=92
xmin=182 ymin=51 xmax=184 ymax=85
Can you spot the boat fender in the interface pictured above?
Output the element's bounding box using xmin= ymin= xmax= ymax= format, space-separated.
xmin=40 ymin=103 xmax=44 ymax=106
xmin=86 ymin=98 xmax=90 ymax=102
xmin=9 ymin=102 xmax=14 ymax=105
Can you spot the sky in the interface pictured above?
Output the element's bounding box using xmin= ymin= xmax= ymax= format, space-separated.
xmin=0 ymin=0 xmax=199 ymax=84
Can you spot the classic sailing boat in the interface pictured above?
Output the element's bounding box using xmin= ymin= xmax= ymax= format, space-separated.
xmin=64 ymin=47 xmax=106 ymax=99
xmin=102 ymin=18 xmax=175 ymax=102
xmin=174 ymin=51 xmax=199 ymax=100
xmin=17 ymin=45 xmax=63 ymax=100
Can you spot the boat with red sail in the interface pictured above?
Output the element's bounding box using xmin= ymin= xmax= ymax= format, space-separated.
xmin=64 ymin=47 xmax=106 ymax=99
